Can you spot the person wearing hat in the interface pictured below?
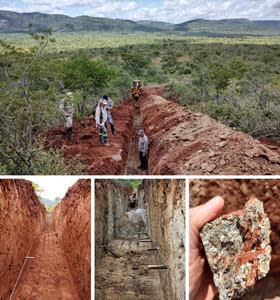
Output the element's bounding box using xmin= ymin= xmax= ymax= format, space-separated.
xmin=102 ymin=95 xmax=115 ymax=135
xmin=59 ymin=92 xmax=74 ymax=141
xmin=95 ymin=99 xmax=109 ymax=145
xmin=138 ymin=129 xmax=149 ymax=171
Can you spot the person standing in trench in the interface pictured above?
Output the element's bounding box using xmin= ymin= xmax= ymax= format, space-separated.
xmin=138 ymin=129 xmax=149 ymax=172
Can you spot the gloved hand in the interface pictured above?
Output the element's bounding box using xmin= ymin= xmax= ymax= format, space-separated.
xmin=189 ymin=196 xmax=224 ymax=300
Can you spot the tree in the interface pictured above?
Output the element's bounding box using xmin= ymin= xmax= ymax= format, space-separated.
xmin=62 ymin=53 xmax=114 ymax=116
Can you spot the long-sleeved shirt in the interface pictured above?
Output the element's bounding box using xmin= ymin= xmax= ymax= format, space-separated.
xmin=138 ymin=134 xmax=149 ymax=155
xmin=95 ymin=105 xmax=107 ymax=126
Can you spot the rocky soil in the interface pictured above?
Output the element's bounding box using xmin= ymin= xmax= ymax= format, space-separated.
xmin=53 ymin=179 xmax=91 ymax=300
xmin=0 ymin=179 xmax=46 ymax=300
xmin=140 ymin=87 xmax=280 ymax=175
xmin=190 ymin=179 xmax=280 ymax=299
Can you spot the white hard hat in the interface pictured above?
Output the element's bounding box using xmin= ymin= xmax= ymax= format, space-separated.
xmin=66 ymin=92 xmax=73 ymax=97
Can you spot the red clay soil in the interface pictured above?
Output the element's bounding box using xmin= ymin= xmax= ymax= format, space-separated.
xmin=0 ymin=180 xmax=46 ymax=300
xmin=189 ymin=179 xmax=280 ymax=274
xmin=12 ymin=214 xmax=80 ymax=300
xmin=46 ymin=101 xmax=134 ymax=175
xmin=53 ymin=179 xmax=91 ymax=300
xmin=140 ymin=87 xmax=280 ymax=175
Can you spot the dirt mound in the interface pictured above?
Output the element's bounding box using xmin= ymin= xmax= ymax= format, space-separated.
xmin=140 ymin=90 xmax=280 ymax=175
xmin=189 ymin=179 xmax=280 ymax=274
xmin=0 ymin=179 xmax=46 ymax=300
xmin=47 ymin=101 xmax=134 ymax=175
xmin=53 ymin=179 xmax=91 ymax=300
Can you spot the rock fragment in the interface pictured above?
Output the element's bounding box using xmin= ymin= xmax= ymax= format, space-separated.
xmin=200 ymin=198 xmax=271 ymax=300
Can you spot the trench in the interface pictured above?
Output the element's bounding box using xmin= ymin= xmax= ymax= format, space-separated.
xmin=10 ymin=213 xmax=80 ymax=300
xmin=125 ymin=103 xmax=147 ymax=175
xmin=95 ymin=205 xmax=165 ymax=300
xmin=95 ymin=179 xmax=185 ymax=300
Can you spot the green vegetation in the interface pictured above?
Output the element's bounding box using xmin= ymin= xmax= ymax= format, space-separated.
xmin=1 ymin=26 xmax=280 ymax=174
xmin=114 ymin=179 xmax=143 ymax=190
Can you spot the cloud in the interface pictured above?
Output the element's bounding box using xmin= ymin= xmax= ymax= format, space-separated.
xmin=1 ymin=0 xmax=280 ymax=22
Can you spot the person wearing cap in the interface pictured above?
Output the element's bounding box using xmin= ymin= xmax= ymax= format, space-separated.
xmin=138 ymin=129 xmax=149 ymax=171
xmin=95 ymin=99 xmax=109 ymax=145
xmin=59 ymin=92 xmax=74 ymax=141
xmin=102 ymin=95 xmax=115 ymax=135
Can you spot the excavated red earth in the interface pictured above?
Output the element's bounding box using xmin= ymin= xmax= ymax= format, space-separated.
xmin=47 ymin=101 xmax=134 ymax=175
xmin=190 ymin=179 xmax=280 ymax=274
xmin=140 ymin=87 xmax=280 ymax=175
xmin=53 ymin=179 xmax=91 ymax=300
xmin=0 ymin=180 xmax=46 ymax=300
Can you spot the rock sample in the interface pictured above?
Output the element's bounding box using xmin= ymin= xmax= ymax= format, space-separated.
xmin=0 ymin=179 xmax=46 ymax=300
xmin=53 ymin=179 xmax=91 ymax=300
xmin=200 ymin=198 xmax=271 ymax=300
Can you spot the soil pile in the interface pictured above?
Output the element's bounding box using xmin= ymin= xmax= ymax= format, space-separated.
xmin=0 ymin=179 xmax=46 ymax=300
xmin=140 ymin=87 xmax=280 ymax=175
xmin=53 ymin=179 xmax=91 ymax=300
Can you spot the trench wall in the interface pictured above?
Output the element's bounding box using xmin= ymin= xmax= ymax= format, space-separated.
xmin=0 ymin=179 xmax=46 ymax=300
xmin=53 ymin=179 xmax=91 ymax=300
xmin=144 ymin=179 xmax=185 ymax=300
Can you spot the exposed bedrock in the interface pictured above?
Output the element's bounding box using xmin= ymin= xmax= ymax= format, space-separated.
xmin=144 ymin=179 xmax=185 ymax=300
xmin=140 ymin=88 xmax=280 ymax=175
xmin=0 ymin=179 xmax=46 ymax=300
xmin=53 ymin=179 xmax=91 ymax=300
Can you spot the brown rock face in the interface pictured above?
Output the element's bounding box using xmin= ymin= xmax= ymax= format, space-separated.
xmin=140 ymin=88 xmax=280 ymax=175
xmin=0 ymin=179 xmax=46 ymax=300
xmin=53 ymin=179 xmax=91 ymax=300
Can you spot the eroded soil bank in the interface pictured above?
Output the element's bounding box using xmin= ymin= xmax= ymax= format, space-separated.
xmin=190 ymin=179 xmax=280 ymax=299
xmin=0 ymin=180 xmax=46 ymax=300
xmin=53 ymin=179 xmax=91 ymax=300
xmin=95 ymin=179 xmax=185 ymax=300
xmin=140 ymin=87 xmax=280 ymax=175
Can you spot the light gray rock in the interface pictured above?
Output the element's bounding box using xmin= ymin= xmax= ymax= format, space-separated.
xmin=200 ymin=198 xmax=271 ymax=300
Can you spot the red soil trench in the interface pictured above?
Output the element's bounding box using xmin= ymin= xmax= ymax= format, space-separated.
xmin=11 ymin=215 xmax=79 ymax=300
xmin=47 ymin=86 xmax=280 ymax=175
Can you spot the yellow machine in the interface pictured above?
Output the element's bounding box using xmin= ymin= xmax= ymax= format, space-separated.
xmin=131 ymin=80 xmax=143 ymax=100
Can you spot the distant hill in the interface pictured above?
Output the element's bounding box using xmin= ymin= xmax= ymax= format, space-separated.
xmin=174 ymin=18 xmax=280 ymax=36
xmin=0 ymin=11 xmax=280 ymax=36
xmin=39 ymin=197 xmax=55 ymax=206
xmin=0 ymin=10 xmax=172 ymax=33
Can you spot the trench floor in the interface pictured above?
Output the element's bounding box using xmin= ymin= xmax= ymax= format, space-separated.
xmin=12 ymin=215 xmax=79 ymax=300
xmin=95 ymin=239 xmax=165 ymax=300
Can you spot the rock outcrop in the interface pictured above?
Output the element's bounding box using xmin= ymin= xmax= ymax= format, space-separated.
xmin=53 ymin=179 xmax=91 ymax=300
xmin=140 ymin=87 xmax=280 ymax=175
xmin=0 ymin=179 xmax=46 ymax=300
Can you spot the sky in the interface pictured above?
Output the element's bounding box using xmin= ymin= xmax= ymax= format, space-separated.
xmin=25 ymin=176 xmax=80 ymax=200
xmin=1 ymin=0 xmax=280 ymax=23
